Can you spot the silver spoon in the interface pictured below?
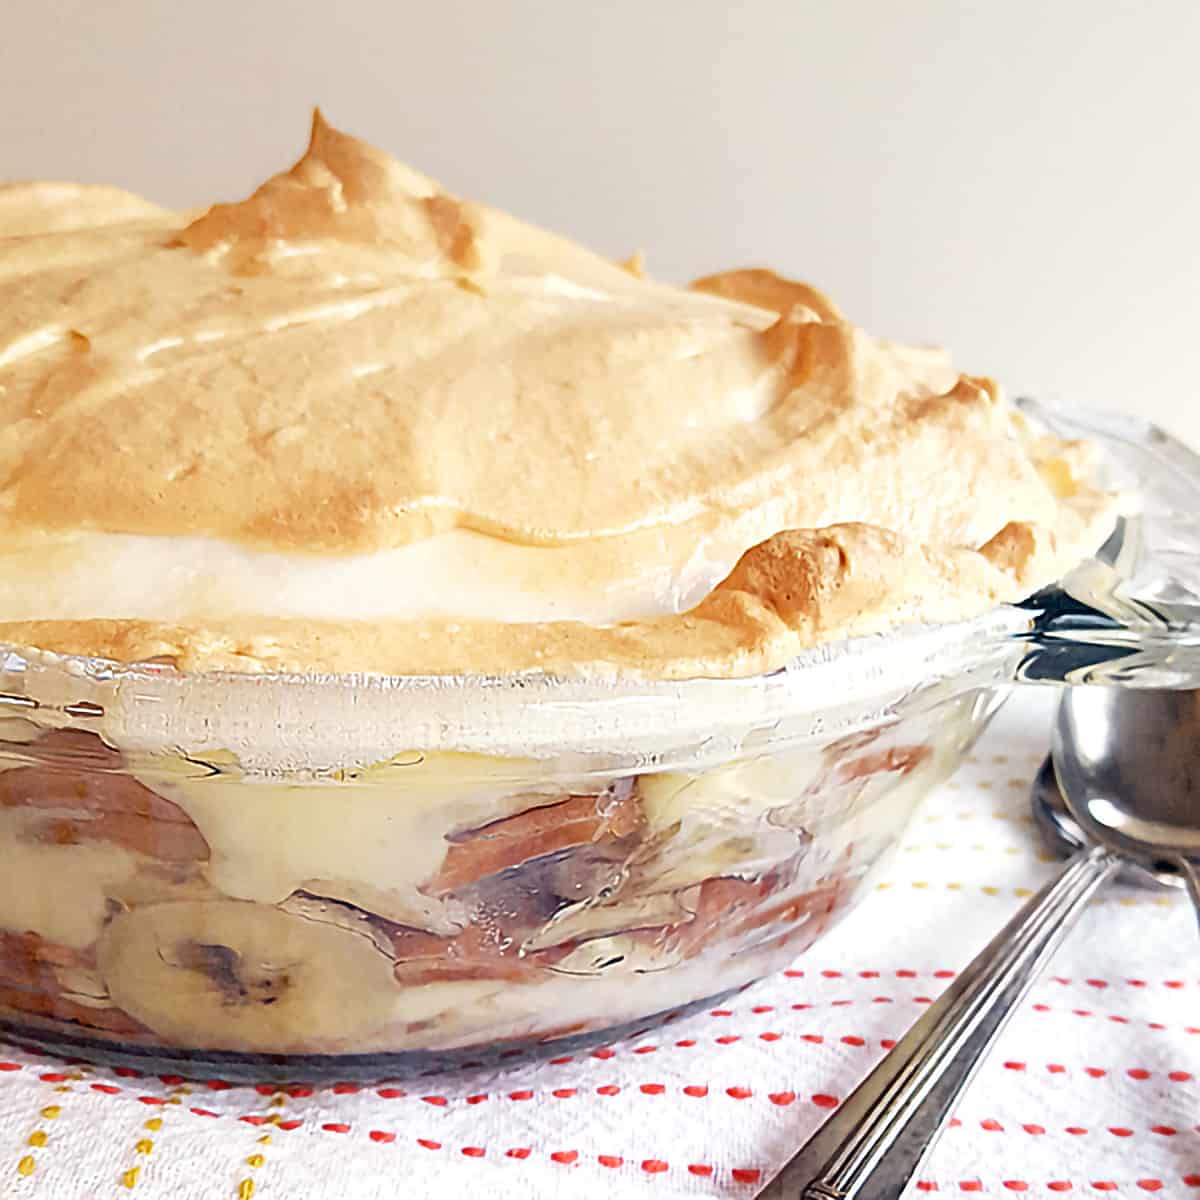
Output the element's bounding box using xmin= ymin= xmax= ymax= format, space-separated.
xmin=1029 ymin=753 xmax=1184 ymax=893
xmin=761 ymin=689 xmax=1198 ymax=1200
xmin=1053 ymin=688 xmax=1200 ymax=919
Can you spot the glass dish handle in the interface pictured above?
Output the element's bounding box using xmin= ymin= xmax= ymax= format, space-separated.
xmin=1008 ymin=397 xmax=1200 ymax=687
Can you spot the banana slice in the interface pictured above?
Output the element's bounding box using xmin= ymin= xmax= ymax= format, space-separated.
xmin=635 ymin=754 xmax=815 ymax=891
xmin=97 ymin=900 xmax=401 ymax=1053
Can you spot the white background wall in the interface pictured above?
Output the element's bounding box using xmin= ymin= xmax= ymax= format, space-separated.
xmin=3 ymin=1 xmax=1197 ymax=444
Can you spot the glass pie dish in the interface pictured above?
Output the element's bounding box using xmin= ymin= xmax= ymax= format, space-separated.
xmin=0 ymin=402 xmax=1195 ymax=1079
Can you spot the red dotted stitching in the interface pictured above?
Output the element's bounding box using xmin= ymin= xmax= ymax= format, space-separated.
xmin=2 ymin=1028 xmax=1191 ymax=1189
xmin=717 ymin=990 xmax=1200 ymax=1033
xmin=788 ymin=968 xmax=1197 ymax=989
xmin=964 ymin=1119 xmax=1194 ymax=1138
xmin=911 ymin=1183 xmax=1190 ymax=1194
xmin=25 ymin=1050 xmax=1193 ymax=1123
xmin=0 ymin=1080 xmax=809 ymax=1185
xmin=1026 ymin=1002 xmax=1198 ymax=1032
xmin=64 ymin=1082 xmax=788 ymax=1184
xmin=1001 ymin=1061 xmax=1195 ymax=1085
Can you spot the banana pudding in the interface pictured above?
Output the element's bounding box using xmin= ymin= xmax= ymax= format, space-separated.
xmin=0 ymin=113 xmax=1113 ymax=1069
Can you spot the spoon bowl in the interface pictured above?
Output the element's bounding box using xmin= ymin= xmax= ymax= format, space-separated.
xmin=1030 ymin=754 xmax=1184 ymax=890
xmin=1053 ymin=688 xmax=1200 ymax=910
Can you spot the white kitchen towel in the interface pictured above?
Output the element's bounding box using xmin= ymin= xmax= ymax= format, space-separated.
xmin=0 ymin=689 xmax=1194 ymax=1199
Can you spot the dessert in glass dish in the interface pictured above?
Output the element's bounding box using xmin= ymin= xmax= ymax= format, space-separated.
xmin=0 ymin=113 xmax=1195 ymax=1077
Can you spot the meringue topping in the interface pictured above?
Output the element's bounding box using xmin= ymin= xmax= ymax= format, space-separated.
xmin=0 ymin=112 xmax=1113 ymax=678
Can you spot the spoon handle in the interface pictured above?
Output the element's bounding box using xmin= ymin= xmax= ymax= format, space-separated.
xmin=1173 ymin=856 xmax=1200 ymax=936
xmin=762 ymin=844 xmax=1119 ymax=1200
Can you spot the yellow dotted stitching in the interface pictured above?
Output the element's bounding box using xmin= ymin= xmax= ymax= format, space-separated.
xmin=118 ymin=1087 xmax=184 ymax=1190
xmin=16 ymin=1088 xmax=66 ymax=1178
xmin=903 ymin=842 xmax=1032 ymax=855
xmin=237 ymin=1093 xmax=282 ymax=1200
xmin=875 ymin=881 xmax=1047 ymax=899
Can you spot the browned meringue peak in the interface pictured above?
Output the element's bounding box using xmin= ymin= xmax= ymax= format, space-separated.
xmin=173 ymin=110 xmax=486 ymax=271
xmin=0 ymin=112 xmax=1113 ymax=678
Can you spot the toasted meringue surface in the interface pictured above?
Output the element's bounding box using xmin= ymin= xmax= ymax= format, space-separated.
xmin=0 ymin=113 xmax=1111 ymax=677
